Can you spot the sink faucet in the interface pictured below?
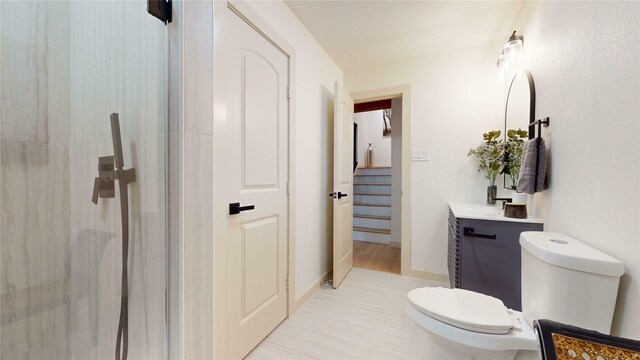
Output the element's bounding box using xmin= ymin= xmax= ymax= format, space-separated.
xmin=493 ymin=197 xmax=513 ymax=210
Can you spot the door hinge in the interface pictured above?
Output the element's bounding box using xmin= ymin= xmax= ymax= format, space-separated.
xmin=287 ymin=86 xmax=290 ymax=99
xmin=286 ymin=181 xmax=290 ymax=195
xmin=286 ymin=276 xmax=289 ymax=290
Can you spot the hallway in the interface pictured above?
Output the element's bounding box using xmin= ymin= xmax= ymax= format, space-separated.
xmin=353 ymin=240 xmax=401 ymax=274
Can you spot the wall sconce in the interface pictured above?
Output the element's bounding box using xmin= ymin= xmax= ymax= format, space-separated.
xmin=497 ymin=31 xmax=524 ymax=79
xmin=504 ymin=31 xmax=524 ymax=64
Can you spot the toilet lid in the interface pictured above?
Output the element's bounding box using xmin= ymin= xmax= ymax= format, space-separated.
xmin=407 ymin=287 xmax=514 ymax=335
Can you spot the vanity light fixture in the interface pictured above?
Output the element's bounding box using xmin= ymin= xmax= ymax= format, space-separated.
xmin=497 ymin=31 xmax=524 ymax=79
xmin=504 ymin=31 xmax=524 ymax=65
xmin=505 ymin=31 xmax=524 ymax=50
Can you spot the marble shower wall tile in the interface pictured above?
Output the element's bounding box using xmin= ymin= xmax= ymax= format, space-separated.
xmin=68 ymin=1 xmax=166 ymax=146
xmin=183 ymin=0 xmax=214 ymax=136
xmin=183 ymin=131 xmax=214 ymax=360
xmin=1 ymin=1 xmax=71 ymax=359
xmin=1 ymin=141 xmax=70 ymax=360
xmin=0 ymin=1 xmax=70 ymax=145
xmin=64 ymin=1 xmax=168 ymax=357
xmin=167 ymin=131 xmax=180 ymax=359
xmin=68 ymin=134 xmax=167 ymax=360
xmin=1 ymin=0 xmax=169 ymax=359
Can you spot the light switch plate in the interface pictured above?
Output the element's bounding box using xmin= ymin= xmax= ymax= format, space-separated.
xmin=412 ymin=149 xmax=430 ymax=161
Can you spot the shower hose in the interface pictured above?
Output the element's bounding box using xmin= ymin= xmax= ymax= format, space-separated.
xmin=114 ymin=171 xmax=129 ymax=360
xmin=110 ymin=114 xmax=134 ymax=360
xmin=91 ymin=114 xmax=135 ymax=360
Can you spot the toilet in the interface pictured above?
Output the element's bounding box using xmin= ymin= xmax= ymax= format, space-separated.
xmin=406 ymin=232 xmax=625 ymax=360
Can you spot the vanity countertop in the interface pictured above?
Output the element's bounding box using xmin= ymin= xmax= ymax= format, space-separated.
xmin=448 ymin=202 xmax=543 ymax=224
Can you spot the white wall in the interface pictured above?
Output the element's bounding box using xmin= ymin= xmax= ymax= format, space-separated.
xmin=354 ymin=110 xmax=392 ymax=167
xmin=515 ymin=1 xmax=640 ymax=338
xmin=244 ymin=1 xmax=343 ymax=301
xmin=346 ymin=44 xmax=505 ymax=277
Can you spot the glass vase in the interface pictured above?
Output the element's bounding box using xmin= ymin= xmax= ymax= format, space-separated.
xmin=487 ymin=185 xmax=497 ymax=205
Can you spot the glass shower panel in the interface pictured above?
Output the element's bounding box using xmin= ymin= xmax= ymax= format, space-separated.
xmin=1 ymin=1 xmax=168 ymax=359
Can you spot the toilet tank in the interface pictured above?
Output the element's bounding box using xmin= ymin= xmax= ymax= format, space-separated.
xmin=520 ymin=232 xmax=624 ymax=334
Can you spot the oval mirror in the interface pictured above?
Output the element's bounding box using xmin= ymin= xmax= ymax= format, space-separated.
xmin=503 ymin=70 xmax=535 ymax=189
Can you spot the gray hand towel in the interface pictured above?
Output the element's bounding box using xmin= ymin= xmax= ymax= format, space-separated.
xmin=517 ymin=137 xmax=547 ymax=194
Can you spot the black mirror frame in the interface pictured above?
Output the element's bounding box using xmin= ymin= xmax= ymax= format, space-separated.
xmin=503 ymin=69 xmax=536 ymax=189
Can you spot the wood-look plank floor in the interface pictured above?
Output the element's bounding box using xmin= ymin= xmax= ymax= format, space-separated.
xmin=353 ymin=240 xmax=401 ymax=274
xmin=247 ymin=268 xmax=463 ymax=360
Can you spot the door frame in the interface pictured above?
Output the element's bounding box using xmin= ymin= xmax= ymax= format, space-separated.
xmin=350 ymin=85 xmax=446 ymax=282
xmin=351 ymin=86 xmax=411 ymax=276
xmin=213 ymin=0 xmax=298 ymax=353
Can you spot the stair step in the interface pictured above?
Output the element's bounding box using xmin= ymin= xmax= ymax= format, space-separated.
xmin=354 ymin=175 xmax=391 ymax=185
xmin=353 ymin=226 xmax=391 ymax=235
xmin=354 ymin=204 xmax=391 ymax=217
xmin=353 ymin=214 xmax=391 ymax=220
xmin=353 ymin=215 xmax=392 ymax=229
xmin=354 ymin=184 xmax=391 ymax=195
xmin=355 ymin=167 xmax=392 ymax=176
xmin=354 ymin=203 xmax=391 ymax=207
xmin=354 ymin=194 xmax=391 ymax=205
xmin=354 ymin=179 xmax=391 ymax=185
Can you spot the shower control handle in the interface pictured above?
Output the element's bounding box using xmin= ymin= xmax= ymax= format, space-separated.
xmin=229 ymin=202 xmax=255 ymax=215
xmin=91 ymin=156 xmax=117 ymax=204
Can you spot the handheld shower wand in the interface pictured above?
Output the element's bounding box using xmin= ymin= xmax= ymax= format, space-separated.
xmin=91 ymin=113 xmax=136 ymax=360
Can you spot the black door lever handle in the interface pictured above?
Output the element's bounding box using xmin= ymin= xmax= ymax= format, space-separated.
xmin=329 ymin=192 xmax=348 ymax=199
xmin=229 ymin=202 xmax=255 ymax=215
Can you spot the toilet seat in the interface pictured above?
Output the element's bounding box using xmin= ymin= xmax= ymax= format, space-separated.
xmin=406 ymin=287 xmax=538 ymax=351
xmin=408 ymin=287 xmax=513 ymax=334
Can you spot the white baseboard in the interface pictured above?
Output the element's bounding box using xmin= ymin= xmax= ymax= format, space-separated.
xmin=401 ymin=268 xmax=449 ymax=284
xmin=290 ymin=270 xmax=330 ymax=315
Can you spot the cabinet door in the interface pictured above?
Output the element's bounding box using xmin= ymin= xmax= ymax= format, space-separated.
xmin=459 ymin=219 xmax=542 ymax=311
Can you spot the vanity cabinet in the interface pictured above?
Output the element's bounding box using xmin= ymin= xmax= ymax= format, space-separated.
xmin=448 ymin=204 xmax=543 ymax=311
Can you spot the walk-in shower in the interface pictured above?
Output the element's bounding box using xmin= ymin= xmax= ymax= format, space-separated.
xmin=1 ymin=1 xmax=170 ymax=358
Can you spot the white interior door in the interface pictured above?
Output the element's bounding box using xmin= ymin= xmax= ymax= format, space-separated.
xmin=332 ymin=82 xmax=354 ymax=288
xmin=214 ymin=4 xmax=289 ymax=359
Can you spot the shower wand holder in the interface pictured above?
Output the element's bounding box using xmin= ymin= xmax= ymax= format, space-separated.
xmin=91 ymin=154 xmax=136 ymax=204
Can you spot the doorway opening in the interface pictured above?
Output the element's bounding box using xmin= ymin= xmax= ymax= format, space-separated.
xmin=352 ymin=98 xmax=402 ymax=274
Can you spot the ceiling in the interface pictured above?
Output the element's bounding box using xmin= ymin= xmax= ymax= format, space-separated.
xmin=284 ymin=1 xmax=529 ymax=72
